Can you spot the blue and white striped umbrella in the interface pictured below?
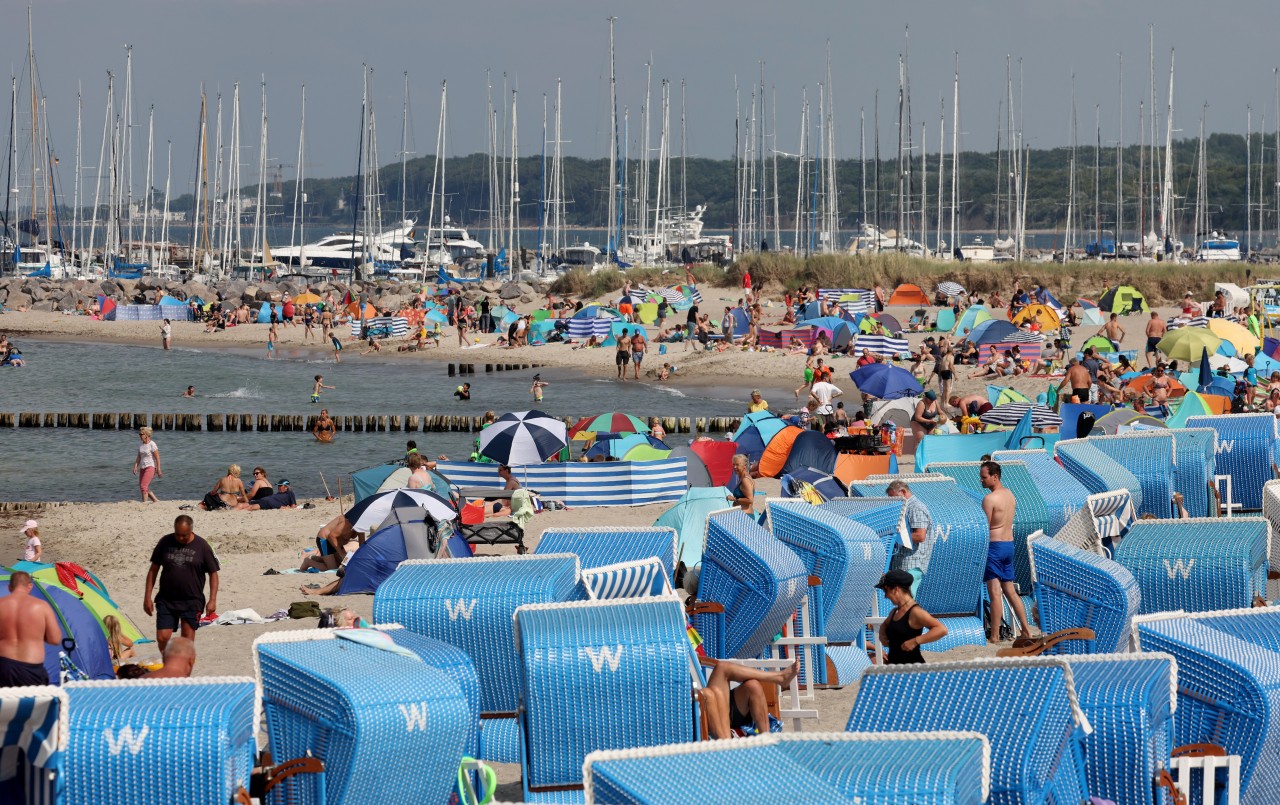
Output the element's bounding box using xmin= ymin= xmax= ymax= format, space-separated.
xmin=979 ymin=403 xmax=1062 ymax=428
xmin=937 ymin=281 xmax=966 ymax=297
xmin=478 ymin=410 xmax=568 ymax=465
xmin=344 ymin=488 xmax=457 ymax=532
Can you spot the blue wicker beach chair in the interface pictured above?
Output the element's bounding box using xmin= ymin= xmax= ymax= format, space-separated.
xmin=992 ymin=448 xmax=1092 ymax=536
xmin=1078 ymin=432 xmax=1178 ymax=518
xmin=689 ymin=509 xmax=809 ymax=660
xmin=535 ymin=527 xmax=676 ymax=596
xmin=1169 ymin=428 xmax=1218 ymax=518
xmin=1056 ymin=438 xmax=1147 ymax=515
xmin=1138 ymin=613 xmax=1280 ymax=805
xmin=255 ymin=628 xmax=472 ymax=805
xmin=1027 ymin=533 xmax=1141 ymax=654
xmin=768 ymin=500 xmax=886 ymax=686
xmin=1052 ymin=490 xmax=1136 ymax=556
xmin=848 ymin=478 xmax=988 ymax=652
xmin=583 ymin=731 xmax=992 ymax=805
xmin=581 ymin=558 xmax=673 ymax=600
xmin=1115 ymin=517 xmax=1268 ymax=614
xmin=845 ymin=658 xmax=1091 ymax=805
xmin=372 ymin=554 xmax=582 ymax=763
xmin=930 ymin=460 xmax=1048 ymax=593
xmin=1060 ymin=653 xmax=1178 ymax=805
xmin=514 ymin=597 xmax=698 ymax=803
xmin=818 ymin=496 xmax=908 ymax=574
xmin=1261 ymin=479 xmax=1280 ymax=583
xmin=0 ymin=686 xmax=67 ymax=805
xmin=64 ymin=677 xmax=256 ymax=805
xmin=1186 ymin=413 xmax=1278 ymax=511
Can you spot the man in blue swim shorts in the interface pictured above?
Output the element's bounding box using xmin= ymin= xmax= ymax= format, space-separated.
xmin=980 ymin=461 xmax=1034 ymax=643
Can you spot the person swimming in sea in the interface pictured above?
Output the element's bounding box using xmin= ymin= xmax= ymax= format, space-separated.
xmin=181 ymin=385 xmax=196 ymax=397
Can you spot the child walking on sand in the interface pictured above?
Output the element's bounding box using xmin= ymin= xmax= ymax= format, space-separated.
xmin=20 ymin=520 xmax=41 ymax=562
xmin=311 ymin=375 xmax=334 ymax=404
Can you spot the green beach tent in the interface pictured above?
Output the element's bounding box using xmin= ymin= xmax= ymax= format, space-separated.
xmin=1098 ymin=285 xmax=1149 ymax=314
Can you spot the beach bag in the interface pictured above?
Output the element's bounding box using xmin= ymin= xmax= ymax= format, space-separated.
xmin=201 ymin=492 xmax=226 ymax=511
xmin=288 ymin=601 xmax=321 ymax=619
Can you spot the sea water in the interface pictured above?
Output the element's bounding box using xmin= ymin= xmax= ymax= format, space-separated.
xmin=0 ymin=339 xmax=746 ymax=501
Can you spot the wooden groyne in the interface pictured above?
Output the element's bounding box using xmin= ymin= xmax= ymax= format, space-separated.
xmin=447 ymin=363 xmax=546 ymax=376
xmin=0 ymin=411 xmax=744 ymax=436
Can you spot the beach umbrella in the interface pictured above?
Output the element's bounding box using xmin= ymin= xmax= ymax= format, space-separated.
xmin=1206 ymin=318 xmax=1259 ymax=356
xmin=979 ymin=403 xmax=1062 ymax=429
xmin=1157 ymin=328 xmax=1222 ymax=362
xmin=936 ymin=281 xmax=966 ymax=297
xmin=343 ymin=488 xmax=457 ymax=533
xmin=293 ymin=291 xmax=322 ymax=305
xmin=1198 ymin=347 xmax=1213 ymax=390
xmin=656 ymin=288 xmax=686 ymax=305
xmin=874 ymin=313 xmax=902 ymax=334
xmin=567 ymin=412 xmax=650 ymax=439
xmin=425 ymin=309 xmax=449 ymax=324
xmin=849 ymin=363 xmax=923 ymax=400
xmin=478 ymin=410 xmax=568 ymax=465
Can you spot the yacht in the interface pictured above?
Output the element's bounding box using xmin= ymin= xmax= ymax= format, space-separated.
xmin=270 ymin=219 xmax=415 ymax=273
xmin=619 ymin=205 xmax=730 ymax=265
xmin=552 ymin=242 xmax=605 ymax=273
xmin=1196 ymin=232 xmax=1242 ymax=262
xmin=846 ymin=223 xmax=926 ymax=257
xmin=16 ymin=246 xmax=67 ymax=279
xmin=956 ymin=237 xmax=995 ymax=263
xmin=422 ymin=223 xmax=486 ymax=267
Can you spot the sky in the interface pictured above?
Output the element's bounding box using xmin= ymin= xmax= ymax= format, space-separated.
xmin=9 ymin=0 xmax=1280 ymax=195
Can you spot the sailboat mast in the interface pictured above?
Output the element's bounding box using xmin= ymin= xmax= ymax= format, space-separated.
xmin=1116 ymin=53 xmax=1123 ymax=252
xmin=351 ymin=67 xmax=367 ymax=277
xmin=950 ymin=58 xmax=959 ymax=258
xmin=1247 ymin=106 xmax=1253 ymax=255
xmin=190 ymin=91 xmax=204 ymax=271
xmin=553 ymin=78 xmax=563 ymax=255
xmin=400 ymin=72 xmax=410 ymax=228
xmin=123 ymin=44 xmax=134 ymax=257
xmin=71 ymin=86 xmax=81 ymax=267
xmin=937 ymin=105 xmax=944 ymax=255
xmin=896 ymin=54 xmax=905 ymax=251
xmin=508 ymin=89 xmax=518 ymax=262
xmin=27 ymin=9 xmax=38 ymax=240
xmin=160 ymin=140 xmax=170 ymax=258
xmin=606 ymin=17 xmax=618 ymax=256
xmin=87 ymin=73 xmax=110 ymax=267
xmin=289 ymin=85 xmax=305 ymax=266
xmin=140 ymin=105 xmax=153 ymax=262
xmin=1160 ymin=50 xmax=1175 ymax=245
xmin=680 ymin=79 xmax=687 ymax=211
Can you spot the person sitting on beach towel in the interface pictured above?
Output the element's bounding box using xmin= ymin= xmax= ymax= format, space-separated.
xmin=236 ymin=480 xmax=297 ymax=511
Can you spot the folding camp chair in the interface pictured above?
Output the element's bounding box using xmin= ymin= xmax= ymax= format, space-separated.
xmin=0 ymin=686 xmax=67 ymax=805
xmin=64 ymin=678 xmax=257 ymax=805
xmin=514 ymin=597 xmax=698 ymax=803
xmin=1027 ymin=532 xmax=1140 ymax=655
xmin=846 ymin=658 xmax=1092 ymax=805
xmin=584 ymin=731 xmax=991 ymax=805
xmin=1115 ymin=517 xmax=1268 ymax=614
xmin=372 ymin=554 xmax=582 ymax=763
xmin=1137 ymin=613 xmax=1274 ymax=804
xmin=254 ymin=627 xmax=474 ymax=805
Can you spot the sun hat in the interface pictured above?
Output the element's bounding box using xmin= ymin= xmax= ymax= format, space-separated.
xmin=22 ymin=519 xmax=38 ymax=533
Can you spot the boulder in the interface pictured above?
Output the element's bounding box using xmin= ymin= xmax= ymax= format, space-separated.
xmin=499 ymin=283 xmax=522 ymax=300
xmin=6 ymin=291 xmax=32 ymax=309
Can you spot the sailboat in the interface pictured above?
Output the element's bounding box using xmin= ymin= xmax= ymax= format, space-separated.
xmin=7 ymin=11 xmax=68 ymax=279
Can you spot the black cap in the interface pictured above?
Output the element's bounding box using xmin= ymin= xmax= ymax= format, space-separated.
xmin=277 ymin=479 xmax=290 ymax=487
xmin=874 ymin=569 xmax=914 ymax=591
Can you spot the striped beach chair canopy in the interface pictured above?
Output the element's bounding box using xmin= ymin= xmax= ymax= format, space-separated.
xmin=255 ymin=627 xmax=474 ymax=805
xmin=64 ymin=677 xmax=257 ymax=805
xmin=584 ymin=731 xmax=991 ymax=805
xmin=0 ymin=686 xmax=67 ymax=805
xmin=1115 ymin=517 xmax=1268 ymax=614
xmin=515 ymin=597 xmax=697 ymax=801
xmin=582 ymin=558 xmax=673 ymax=600
xmin=846 ymin=658 xmax=1092 ymax=805
xmin=1138 ymin=612 xmax=1280 ymax=804
xmin=1052 ymin=490 xmax=1136 ymax=555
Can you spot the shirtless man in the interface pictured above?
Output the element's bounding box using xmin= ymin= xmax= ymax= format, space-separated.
xmin=1144 ymin=312 xmax=1167 ymax=367
xmin=948 ymin=393 xmax=992 ymax=433
xmin=729 ymin=454 xmax=755 ymax=514
xmin=1101 ymin=313 xmax=1126 ymax=352
xmin=1057 ymin=359 xmax=1094 ymax=403
xmin=312 ymin=409 xmax=336 ymax=443
xmin=980 ymin=461 xmax=1033 ymax=643
xmin=0 ymin=571 xmax=62 ymax=686
xmin=147 ymin=636 xmax=196 ymax=679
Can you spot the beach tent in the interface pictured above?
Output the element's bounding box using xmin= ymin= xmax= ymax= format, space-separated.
xmin=350 ymin=462 xmax=457 ymax=505
xmin=1078 ymin=298 xmax=1106 ymax=326
xmin=1095 ymin=409 xmax=1166 ymax=434
xmin=729 ymin=307 xmax=751 ymax=337
xmin=780 ymin=468 xmax=845 ymax=502
xmin=635 ymin=303 xmax=659 ymax=324
xmin=797 ymin=301 xmax=822 ymax=321
xmin=96 ymin=295 xmax=117 ymax=321
xmin=1081 ymin=335 xmax=1116 ymax=354
xmin=758 ymin=426 xmax=806 ymax=477
xmin=1126 ymin=373 xmax=1188 ymax=399
xmin=968 ymin=319 xmax=1023 ymax=346
xmin=888 ymin=283 xmax=929 ymax=306
xmin=346 ymin=301 xmax=379 ymax=320
xmin=655 ymin=486 xmax=732 ymax=571
xmin=986 ymin=385 xmax=1031 ymax=406
xmin=1214 ymin=282 xmax=1250 ymax=310
xmin=796 ymin=315 xmax=847 ymax=331
xmin=667 ymin=445 xmax=713 ymax=487
xmin=12 ymin=561 xmax=143 ymax=644
xmin=1166 ymin=391 xmax=1223 ymax=428
xmin=780 ymin=429 xmax=837 ymax=476
xmin=157 ymin=295 xmax=188 ymax=309
xmin=575 ymin=305 xmax=622 ymax=320
xmin=733 ymin=413 xmax=789 ymax=464
xmin=953 ymin=305 xmax=992 ymax=337
xmin=339 ymin=508 xmax=451 ymax=595
xmin=831 ymin=321 xmax=861 ymax=351
xmin=1098 ymin=285 xmax=1149 ymax=314
xmin=256 ymin=302 xmax=273 ymax=323
xmin=0 ymin=567 xmax=114 ymax=682
xmin=689 ymin=440 xmax=737 ymax=486
xmin=1010 ymin=303 xmax=1060 ymax=330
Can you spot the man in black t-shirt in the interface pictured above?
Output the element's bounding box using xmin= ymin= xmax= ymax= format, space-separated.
xmin=143 ymin=515 xmax=220 ymax=652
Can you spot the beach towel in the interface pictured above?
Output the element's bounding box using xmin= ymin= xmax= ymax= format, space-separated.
xmin=510 ymin=489 xmax=536 ymax=530
xmin=335 ymin=628 xmax=423 ymax=660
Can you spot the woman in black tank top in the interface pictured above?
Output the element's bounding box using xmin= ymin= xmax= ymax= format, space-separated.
xmin=875 ymin=570 xmax=948 ymax=665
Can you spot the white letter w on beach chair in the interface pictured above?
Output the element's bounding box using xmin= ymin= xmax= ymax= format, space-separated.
xmin=582 ymin=645 xmax=625 ymax=672
xmin=1164 ymin=558 xmax=1196 ymax=580
xmin=399 ymin=703 xmax=431 ymax=731
xmin=443 ymin=598 xmax=478 ymax=621
xmin=103 ymin=726 xmax=149 ymax=755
